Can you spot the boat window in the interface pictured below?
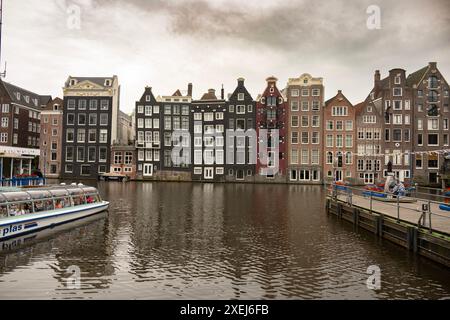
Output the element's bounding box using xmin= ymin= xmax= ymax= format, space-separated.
xmin=82 ymin=187 xmax=97 ymax=194
xmin=0 ymin=204 xmax=8 ymax=218
xmin=67 ymin=187 xmax=84 ymax=196
xmin=3 ymin=192 xmax=32 ymax=202
xmin=85 ymin=193 xmax=99 ymax=204
xmin=54 ymin=197 xmax=72 ymax=209
xmin=34 ymin=199 xmax=54 ymax=212
xmin=0 ymin=194 xmax=8 ymax=204
xmin=8 ymin=202 xmax=33 ymax=217
xmin=72 ymin=194 xmax=86 ymax=206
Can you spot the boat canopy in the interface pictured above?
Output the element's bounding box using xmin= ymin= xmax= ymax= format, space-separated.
xmin=0 ymin=186 xmax=101 ymax=204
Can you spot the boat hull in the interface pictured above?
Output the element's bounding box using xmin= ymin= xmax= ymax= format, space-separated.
xmin=0 ymin=201 xmax=109 ymax=241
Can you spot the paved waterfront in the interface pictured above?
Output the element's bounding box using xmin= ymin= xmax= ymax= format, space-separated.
xmin=336 ymin=194 xmax=450 ymax=234
xmin=0 ymin=182 xmax=449 ymax=299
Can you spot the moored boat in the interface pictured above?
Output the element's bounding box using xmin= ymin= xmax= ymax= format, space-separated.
xmin=0 ymin=184 xmax=109 ymax=241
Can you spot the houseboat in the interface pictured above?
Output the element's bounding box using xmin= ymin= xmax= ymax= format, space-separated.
xmin=0 ymin=184 xmax=109 ymax=240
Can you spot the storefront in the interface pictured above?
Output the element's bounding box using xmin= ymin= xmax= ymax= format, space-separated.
xmin=0 ymin=146 xmax=40 ymax=181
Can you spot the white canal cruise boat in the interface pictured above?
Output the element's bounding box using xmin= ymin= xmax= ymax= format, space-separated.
xmin=0 ymin=184 xmax=109 ymax=240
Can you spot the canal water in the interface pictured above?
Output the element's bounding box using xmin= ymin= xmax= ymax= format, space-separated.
xmin=0 ymin=182 xmax=449 ymax=300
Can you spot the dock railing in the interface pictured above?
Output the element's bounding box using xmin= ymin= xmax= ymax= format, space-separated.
xmin=326 ymin=183 xmax=450 ymax=234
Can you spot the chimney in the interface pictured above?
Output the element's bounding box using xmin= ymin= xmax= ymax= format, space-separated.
xmin=221 ymin=84 xmax=225 ymax=100
xmin=429 ymin=62 xmax=437 ymax=69
xmin=374 ymin=70 xmax=381 ymax=87
xmin=187 ymin=83 xmax=193 ymax=97
xmin=208 ymin=89 xmax=215 ymax=95
xmin=237 ymin=77 xmax=245 ymax=86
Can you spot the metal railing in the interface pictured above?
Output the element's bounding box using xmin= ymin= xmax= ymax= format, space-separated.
xmin=326 ymin=183 xmax=450 ymax=234
xmin=0 ymin=177 xmax=45 ymax=187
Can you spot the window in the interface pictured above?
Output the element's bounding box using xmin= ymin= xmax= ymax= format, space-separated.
xmin=89 ymin=129 xmax=96 ymax=143
xmin=393 ymin=88 xmax=402 ymax=96
xmin=394 ymin=76 xmax=401 ymax=84
xmin=301 ymin=89 xmax=309 ymax=96
xmin=428 ymin=90 xmax=439 ymax=103
xmin=416 ymin=154 xmax=422 ymax=169
xmin=312 ymin=89 xmax=320 ymax=96
xmin=301 ymin=132 xmax=309 ymax=144
xmin=78 ymin=114 xmax=86 ymax=125
xmin=237 ymin=93 xmax=244 ymax=101
xmin=418 ymin=133 xmax=423 ymax=146
xmin=326 ymin=120 xmax=333 ymax=130
xmin=99 ymin=147 xmax=107 ymax=162
xmin=67 ymin=113 xmax=75 ymax=125
xmin=204 ymin=113 xmax=213 ymax=121
xmin=336 ymin=120 xmax=343 ymax=130
xmin=418 ymin=119 xmax=423 ymax=130
xmin=77 ymin=147 xmax=85 ymax=162
xmin=99 ymin=130 xmax=108 ymax=143
xmin=236 ymin=105 xmax=245 ymax=114
xmin=66 ymin=129 xmax=74 ymax=142
xmin=336 ymin=135 xmax=343 ymax=147
xmin=89 ymin=114 xmax=97 ymax=126
xmin=216 ymin=112 xmax=224 ymax=120
xmin=428 ymin=119 xmax=439 ymax=130
xmin=67 ymin=99 xmax=75 ymax=110
xmin=301 ymin=149 xmax=309 ymax=164
xmin=428 ymin=134 xmax=438 ymax=146
xmin=291 ymin=101 xmax=299 ymax=111
xmin=89 ymin=100 xmax=98 ymax=110
xmin=1 ymin=117 xmax=8 ymax=127
xmin=393 ymin=100 xmax=402 ymax=110
xmin=312 ymin=116 xmax=320 ymax=127
xmin=100 ymin=114 xmax=108 ymax=126
xmin=290 ymin=149 xmax=298 ymax=164
xmin=164 ymin=117 xmax=172 ymax=130
xmin=0 ymin=133 xmax=7 ymax=143
xmin=137 ymin=105 xmax=144 ymax=114
xmin=81 ymin=165 xmax=91 ymax=176
xmin=345 ymin=120 xmax=353 ymax=131
xmin=301 ymin=101 xmax=309 ymax=111
xmin=100 ymin=100 xmax=109 ymax=110
xmin=345 ymin=135 xmax=353 ymax=148
xmin=301 ymin=116 xmax=308 ymax=127
xmin=65 ymin=164 xmax=73 ymax=173
xmin=332 ymin=106 xmax=348 ymax=116
xmin=291 ymin=132 xmax=299 ymax=144
xmin=393 ymin=129 xmax=402 ymax=142
xmin=428 ymin=153 xmax=438 ymax=169
xmin=312 ymin=101 xmax=320 ymax=111
xmin=78 ymin=100 xmax=87 ymax=110
xmin=393 ymin=114 xmax=402 ymax=125
xmin=326 ymin=135 xmax=333 ymax=147
xmin=291 ymin=89 xmax=299 ymax=97
xmin=77 ymin=129 xmax=86 ymax=143
xmin=88 ymin=147 xmax=96 ymax=162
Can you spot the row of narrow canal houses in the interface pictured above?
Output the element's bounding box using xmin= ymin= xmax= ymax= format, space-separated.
xmin=0 ymin=61 xmax=449 ymax=186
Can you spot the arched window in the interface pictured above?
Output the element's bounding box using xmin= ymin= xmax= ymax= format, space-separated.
xmin=327 ymin=152 xmax=333 ymax=164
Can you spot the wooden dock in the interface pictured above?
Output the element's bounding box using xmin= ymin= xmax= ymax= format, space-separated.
xmin=327 ymin=193 xmax=450 ymax=268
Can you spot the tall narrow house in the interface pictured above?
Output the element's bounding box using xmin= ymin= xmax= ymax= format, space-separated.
xmin=286 ymin=74 xmax=324 ymax=184
xmin=323 ymin=90 xmax=357 ymax=183
xmin=40 ymin=97 xmax=64 ymax=178
xmin=61 ymin=76 xmax=120 ymax=179
xmin=225 ymin=78 xmax=256 ymax=182
xmin=191 ymin=88 xmax=226 ymax=182
xmin=160 ymin=84 xmax=192 ymax=181
xmin=407 ymin=62 xmax=450 ymax=186
xmin=255 ymin=76 xmax=287 ymax=182
xmin=135 ymin=87 xmax=161 ymax=179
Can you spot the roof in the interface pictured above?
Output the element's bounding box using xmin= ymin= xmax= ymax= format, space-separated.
xmin=65 ymin=76 xmax=116 ymax=88
xmin=200 ymin=90 xmax=218 ymax=101
xmin=325 ymin=90 xmax=353 ymax=107
xmin=1 ymin=80 xmax=51 ymax=110
xmin=406 ymin=66 xmax=429 ymax=87
xmin=172 ymin=89 xmax=182 ymax=97
xmin=354 ymin=101 xmax=366 ymax=116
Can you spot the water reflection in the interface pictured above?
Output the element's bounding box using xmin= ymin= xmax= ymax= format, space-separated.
xmin=0 ymin=182 xmax=449 ymax=299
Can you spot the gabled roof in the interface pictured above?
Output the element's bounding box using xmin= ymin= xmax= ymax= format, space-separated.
xmin=325 ymin=90 xmax=353 ymax=107
xmin=172 ymin=89 xmax=182 ymax=97
xmin=1 ymin=80 xmax=51 ymax=110
xmin=406 ymin=66 xmax=429 ymax=87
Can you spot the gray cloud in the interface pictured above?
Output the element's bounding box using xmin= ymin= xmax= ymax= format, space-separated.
xmin=2 ymin=0 xmax=449 ymax=112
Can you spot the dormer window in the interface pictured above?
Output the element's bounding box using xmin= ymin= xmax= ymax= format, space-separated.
xmin=25 ymin=96 xmax=30 ymax=103
xmin=394 ymin=76 xmax=401 ymax=84
xmin=238 ymin=93 xmax=244 ymax=101
xmin=16 ymin=92 xmax=21 ymax=100
xmin=53 ymin=104 xmax=59 ymax=111
xmin=367 ymin=106 xmax=373 ymax=112
xmin=33 ymin=99 xmax=38 ymax=106
xmin=303 ymin=79 xmax=308 ymax=84
xmin=105 ymin=79 xmax=112 ymax=86
xmin=70 ymin=79 xmax=77 ymax=86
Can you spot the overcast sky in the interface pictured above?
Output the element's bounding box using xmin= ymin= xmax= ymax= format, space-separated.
xmin=2 ymin=0 xmax=449 ymax=113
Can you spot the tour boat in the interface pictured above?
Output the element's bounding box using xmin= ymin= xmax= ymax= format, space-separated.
xmin=0 ymin=184 xmax=109 ymax=241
